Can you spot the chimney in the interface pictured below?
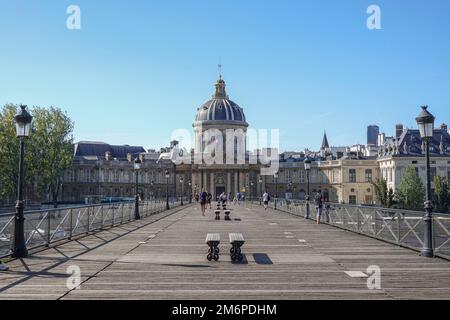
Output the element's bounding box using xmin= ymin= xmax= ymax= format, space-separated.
xmin=441 ymin=123 xmax=448 ymax=132
xmin=396 ymin=124 xmax=404 ymax=139
xmin=105 ymin=151 xmax=111 ymax=161
xmin=378 ymin=133 xmax=385 ymax=146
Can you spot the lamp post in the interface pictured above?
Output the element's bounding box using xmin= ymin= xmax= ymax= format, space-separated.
xmin=259 ymin=176 xmax=263 ymax=205
xmin=304 ymin=156 xmax=312 ymax=219
xmin=133 ymin=158 xmax=142 ymax=220
xmin=416 ymin=105 xmax=435 ymax=258
xmin=274 ymin=172 xmax=279 ymax=210
xmin=188 ymin=180 xmax=192 ymax=203
xmin=165 ymin=169 xmax=170 ymax=210
xmin=150 ymin=180 xmax=154 ymax=200
xmin=250 ymin=181 xmax=254 ymax=201
xmin=180 ymin=176 xmax=184 ymax=206
xmin=12 ymin=105 xmax=33 ymax=258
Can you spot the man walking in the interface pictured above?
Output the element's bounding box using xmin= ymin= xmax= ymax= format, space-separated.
xmin=314 ymin=190 xmax=324 ymax=224
xmin=262 ymin=191 xmax=270 ymax=210
xmin=200 ymin=188 xmax=208 ymax=216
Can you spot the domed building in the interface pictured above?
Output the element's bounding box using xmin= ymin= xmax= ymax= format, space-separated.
xmin=184 ymin=76 xmax=259 ymax=200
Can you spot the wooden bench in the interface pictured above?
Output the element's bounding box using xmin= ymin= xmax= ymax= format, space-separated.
xmin=229 ymin=233 xmax=245 ymax=262
xmin=205 ymin=233 xmax=220 ymax=261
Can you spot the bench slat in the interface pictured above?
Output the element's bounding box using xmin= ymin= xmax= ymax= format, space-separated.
xmin=206 ymin=233 xmax=220 ymax=243
xmin=229 ymin=233 xmax=244 ymax=243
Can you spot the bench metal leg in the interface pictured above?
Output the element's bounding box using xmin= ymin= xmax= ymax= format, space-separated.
xmin=230 ymin=242 xmax=244 ymax=262
xmin=207 ymin=241 xmax=220 ymax=261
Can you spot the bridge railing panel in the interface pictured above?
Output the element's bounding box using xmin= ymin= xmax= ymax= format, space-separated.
xmin=0 ymin=199 xmax=180 ymax=259
xmin=255 ymin=199 xmax=449 ymax=260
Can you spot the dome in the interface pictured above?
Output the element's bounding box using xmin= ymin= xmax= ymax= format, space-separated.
xmin=194 ymin=77 xmax=248 ymax=126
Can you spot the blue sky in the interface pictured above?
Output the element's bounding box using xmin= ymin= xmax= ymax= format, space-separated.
xmin=1 ymin=0 xmax=449 ymax=151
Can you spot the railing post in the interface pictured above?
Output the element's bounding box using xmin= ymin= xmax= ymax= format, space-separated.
xmin=69 ymin=209 xmax=73 ymax=240
xmin=121 ymin=204 xmax=124 ymax=225
xmin=87 ymin=207 xmax=90 ymax=234
xmin=46 ymin=211 xmax=51 ymax=246
xmin=397 ymin=213 xmax=401 ymax=244
xmin=100 ymin=206 xmax=104 ymax=229
xmin=111 ymin=206 xmax=115 ymax=228
xmin=357 ymin=207 xmax=361 ymax=233
xmin=373 ymin=210 xmax=377 ymax=237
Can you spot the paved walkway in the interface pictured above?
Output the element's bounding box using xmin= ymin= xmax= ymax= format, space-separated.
xmin=1 ymin=203 xmax=450 ymax=300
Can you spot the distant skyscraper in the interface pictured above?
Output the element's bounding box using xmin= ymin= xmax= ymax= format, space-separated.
xmin=367 ymin=125 xmax=379 ymax=146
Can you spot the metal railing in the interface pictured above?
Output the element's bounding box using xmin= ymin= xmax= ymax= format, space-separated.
xmin=246 ymin=198 xmax=450 ymax=261
xmin=0 ymin=199 xmax=183 ymax=258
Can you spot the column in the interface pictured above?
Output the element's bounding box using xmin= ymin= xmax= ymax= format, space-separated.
xmin=210 ymin=172 xmax=215 ymax=199
xmin=234 ymin=171 xmax=238 ymax=196
xmin=203 ymin=171 xmax=208 ymax=192
xmin=227 ymin=172 xmax=231 ymax=195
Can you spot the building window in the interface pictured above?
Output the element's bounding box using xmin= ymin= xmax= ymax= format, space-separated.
xmin=365 ymin=195 xmax=373 ymax=204
xmin=299 ymin=170 xmax=305 ymax=183
xmin=349 ymin=195 xmax=357 ymax=204
xmin=349 ymin=169 xmax=356 ymax=183
xmin=365 ymin=169 xmax=373 ymax=182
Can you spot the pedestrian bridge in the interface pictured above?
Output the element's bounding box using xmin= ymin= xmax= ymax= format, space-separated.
xmin=1 ymin=200 xmax=450 ymax=299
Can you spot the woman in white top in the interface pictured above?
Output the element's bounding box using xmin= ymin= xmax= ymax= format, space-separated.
xmin=262 ymin=192 xmax=270 ymax=210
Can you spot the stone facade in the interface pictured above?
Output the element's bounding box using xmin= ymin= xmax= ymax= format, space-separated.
xmin=60 ymin=79 xmax=450 ymax=206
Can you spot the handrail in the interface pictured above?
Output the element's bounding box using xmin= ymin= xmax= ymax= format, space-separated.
xmin=247 ymin=198 xmax=450 ymax=261
xmin=0 ymin=199 xmax=185 ymax=259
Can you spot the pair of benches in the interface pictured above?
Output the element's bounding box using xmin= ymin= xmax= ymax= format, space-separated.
xmin=215 ymin=202 xmax=231 ymax=221
xmin=205 ymin=233 xmax=245 ymax=262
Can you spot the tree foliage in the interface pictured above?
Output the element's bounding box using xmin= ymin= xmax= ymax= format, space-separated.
xmin=0 ymin=104 xmax=74 ymax=205
xmin=434 ymin=176 xmax=449 ymax=213
xmin=396 ymin=166 xmax=425 ymax=211
xmin=373 ymin=178 xmax=395 ymax=207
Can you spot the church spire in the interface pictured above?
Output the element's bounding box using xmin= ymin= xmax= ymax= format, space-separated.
xmin=321 ymin=131 xmax=330 ymax=150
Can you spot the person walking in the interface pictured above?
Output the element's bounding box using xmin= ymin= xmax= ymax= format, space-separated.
xmin=314 ymin=190 xmax=324 ymax=224
xmin=207 ymin=191 xmax=212 ymax=209
xmin=262 ymin=191 xmax=270 ymax=210
xmin=200 ymin=189 xmax=208 ymax=216
xmin=219 ymin=191 xmax=227 ymax=207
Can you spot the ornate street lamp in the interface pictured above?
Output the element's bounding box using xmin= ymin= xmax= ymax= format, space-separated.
xmin=180 ymin=176 xmax=184 ymax=206
xmin=258 ymin=176 xmax=263 ymax=205
xmin=150 ymin=180 xmax=154 ymax=200
xmin=304 ymin=156 xmax=312 ymax=219
xmin=274 ymin=172 xmax=279 ymax=210
xmin=165 ymin=169 xmax=170 ymax=210
xmin=416 ymin=105 xmax=435 ymax=258
xmin=133 ymin=158 xmax=142 ymax=220
xmin=12 ymin=105 xmax=33 ymax=258
xmin=188 ymin=180 xmax=192 ymax=203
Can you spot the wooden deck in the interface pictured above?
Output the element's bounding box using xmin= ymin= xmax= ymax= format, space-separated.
xmin=1 ymin=203 xmax=450 ymax=300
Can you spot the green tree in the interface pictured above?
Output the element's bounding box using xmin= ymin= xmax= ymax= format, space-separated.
xmin=373 ymin=178 xmax=388 ymax=207
xmin=31 ymin=107 xmax=74 ymax=207
xmin=0 ymin=104 xmax=37 ymax=203
xmin=373 ymin=178 xmax=396 ymax=207
xmin=396 ymin=166 xmax=425 ymax=211
xmin=0 ymin=104 xmax=74 ymax=207
xmin=434 ymin=176 xmax=449 ymax=213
